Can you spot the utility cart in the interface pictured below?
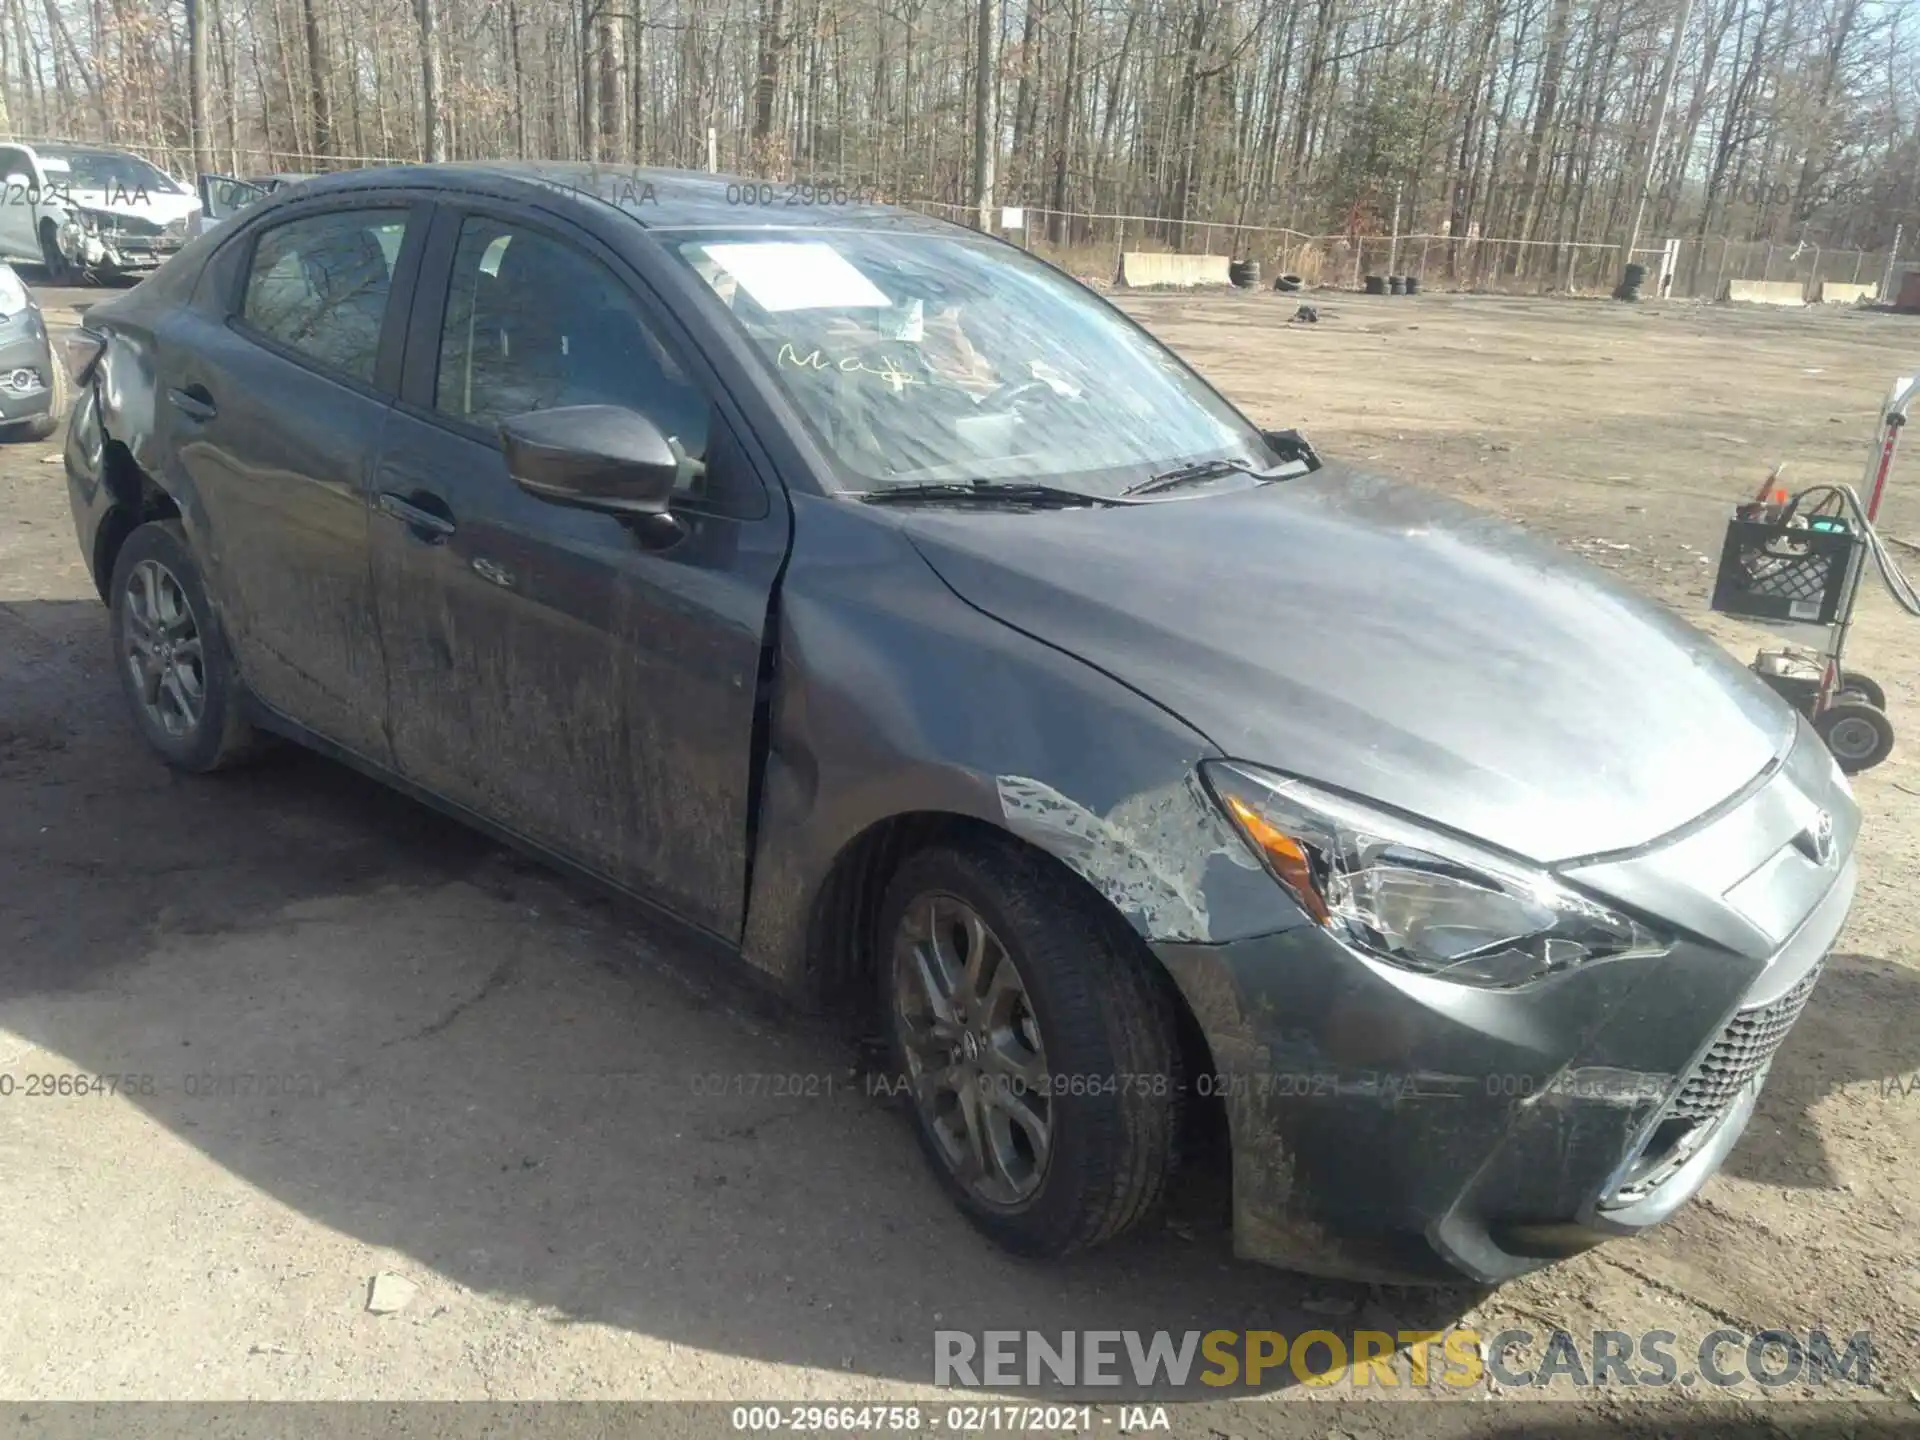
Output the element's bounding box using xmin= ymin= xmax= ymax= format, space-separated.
xmin=1709 ymin=375 xmax=1920 ymax=774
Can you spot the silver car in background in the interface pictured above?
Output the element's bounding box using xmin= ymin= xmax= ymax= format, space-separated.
xmin=0 ymin=261 xmax=62 ymax=439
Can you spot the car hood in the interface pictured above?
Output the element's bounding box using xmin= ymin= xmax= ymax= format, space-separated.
xmin=891 ymin=464 xmax=1797 ymax=865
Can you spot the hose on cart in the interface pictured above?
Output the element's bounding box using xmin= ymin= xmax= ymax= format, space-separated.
xmin=1782 ymin=484 xmax=1920 ymax=619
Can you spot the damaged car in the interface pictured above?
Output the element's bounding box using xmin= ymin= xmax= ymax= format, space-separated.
xmin=0 ymin=141 xmax=201 ymax=282
xmin=61 ymin=164 xmax=1857 ymax=1285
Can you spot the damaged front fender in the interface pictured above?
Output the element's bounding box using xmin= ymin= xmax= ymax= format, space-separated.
xmin=737 ymin=495 xmax=1308 ymax=995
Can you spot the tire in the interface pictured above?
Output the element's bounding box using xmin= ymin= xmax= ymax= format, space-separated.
xmin=1814 ymin=699 xmax=1894 ymax=774
xmin=38 ymin=218 xmax=70 ymax=284
xmin=107 ymin=519 xmax=265 ymax=772
xmin=18 ymin=341 xmax=67 ymax=441
xmin=878 ymin=839 xmax=1182 ymax=1259
xmin=1839 ymin=671 xmax=1887 ymax=712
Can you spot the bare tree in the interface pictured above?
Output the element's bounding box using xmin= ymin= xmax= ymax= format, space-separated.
xmin=971 ymin=0 xmax=996 ymax=229
xmin=2 ymin=0 xmax=1912 ymax=291
xmin=416 ymin=0 xmax=444 ymax=160
xmin=186 ymin=0 xmax=210 ymax=171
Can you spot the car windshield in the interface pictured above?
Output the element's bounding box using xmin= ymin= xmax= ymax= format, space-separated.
xmin=670 ymin=229 xmax=1269 ymax=495
xmin=40 ymin=148 xmax=183 ymax=196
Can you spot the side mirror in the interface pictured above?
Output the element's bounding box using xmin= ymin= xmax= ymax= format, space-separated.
xmin=500 ymin=404 xmax=702 ymax=538
xmin=1262 ymin=427 xmax=1322 ymax=472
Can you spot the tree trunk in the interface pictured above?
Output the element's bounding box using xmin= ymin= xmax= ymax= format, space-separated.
xmin=301 ymin=0 xmax=332 ymax=156
xmin=971 ymin=0 xmax=997 ymax=229
xmin=1513 ymin=0 xmax=1570 ymax=247
xmin=416 ymin=0 xmax=444 ymax=161
xmin=751 ymin=0 xmax=784 ymax=155
xmin=598 ymin=2 xmax=622 ymax=160
xmin=187 ymin=0 xmax=212 ymax=174
xmin=1048 ymin=0 xmax=1081 ymax=241
xmin=1007 ymin=0 xmax=1040 ymax=195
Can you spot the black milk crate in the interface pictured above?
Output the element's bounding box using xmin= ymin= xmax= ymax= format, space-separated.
xmin=1709 ymin=515 xmax=1861 ymax=627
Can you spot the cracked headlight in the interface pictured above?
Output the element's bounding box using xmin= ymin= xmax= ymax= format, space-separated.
xmin=0 ymin=264 xmax=27 ymax=318
xmin=73 ymin=207 xmax=123 ymax=235
xmin=1203 ymin=760 xmax=1668 ymax=989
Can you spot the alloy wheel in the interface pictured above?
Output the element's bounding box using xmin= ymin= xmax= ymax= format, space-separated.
xmin=122 ymin=558 xmax=206 ymax=739
xmin=892 ymin=892 xmax=1053 ymax=1207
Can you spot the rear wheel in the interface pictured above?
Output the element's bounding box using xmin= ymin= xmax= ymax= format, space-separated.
xmin=1838 ymin=671 xmax=1887 ymax=712
xmin=879 ymin=839 xmax=1182 ymax=1258
xmin=108 ymin=520 xmax=266 ymax=772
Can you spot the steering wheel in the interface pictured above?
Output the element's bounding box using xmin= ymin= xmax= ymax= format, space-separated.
xmin=976 ymin=378 xmax=1069 ymax=416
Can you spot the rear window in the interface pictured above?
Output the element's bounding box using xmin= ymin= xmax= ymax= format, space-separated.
xmin=241 ymin=208 xmax=409 ymax=385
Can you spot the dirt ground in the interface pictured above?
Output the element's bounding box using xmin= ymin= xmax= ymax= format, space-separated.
xmin=3 ymin=279 xmax=1919 ymax=1426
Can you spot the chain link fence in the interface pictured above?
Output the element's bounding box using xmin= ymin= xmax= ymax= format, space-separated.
xmin=899 ymin=199 xmax=1897 ymax=302
xmin=7 ymin=134 xmax=1896 ymax=303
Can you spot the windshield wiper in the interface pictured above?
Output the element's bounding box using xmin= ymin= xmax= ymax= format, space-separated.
xmin=1121 ymin=458 xmax=1297 ymax=499
xmin=857 ymin=480 xmax=1121 ymax=508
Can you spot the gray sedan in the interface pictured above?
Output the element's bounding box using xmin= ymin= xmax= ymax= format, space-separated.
xmin=62 ymin=163 xmax=1856 ymax=1284
xmin=0 ymin=262 xmax=63 ymax=439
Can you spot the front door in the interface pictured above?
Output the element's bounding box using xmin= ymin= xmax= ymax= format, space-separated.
xmin=162 ymin=201 xmax=427 ymax=763
xmin=371 ymin=204 xmax=790 ymax=940
xmin=195 ymin=174 xmax=269 ymax=234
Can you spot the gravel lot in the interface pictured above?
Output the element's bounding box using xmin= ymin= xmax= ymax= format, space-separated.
xmin=2 ymin=278 xmax=1917 ymax=1430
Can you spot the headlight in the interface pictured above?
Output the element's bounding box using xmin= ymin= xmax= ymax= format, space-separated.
xmin=0 ymin=265 xmax=27 ymax=318
xmin=1203 ymin=760 xmax=1668 ymax=988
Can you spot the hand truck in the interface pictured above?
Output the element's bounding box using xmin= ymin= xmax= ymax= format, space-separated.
xmin=1709 ymin=375 xmax=1920 ymax=774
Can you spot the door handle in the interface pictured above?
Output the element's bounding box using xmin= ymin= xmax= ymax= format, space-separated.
xmin=167 ymin=385 xmax=216 ymax=422
xmin=377 ymin=490 xmax=457 ymax=541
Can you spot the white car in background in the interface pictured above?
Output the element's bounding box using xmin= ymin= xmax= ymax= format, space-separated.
xmin=0 ymin=141 xmax=200 ymax=283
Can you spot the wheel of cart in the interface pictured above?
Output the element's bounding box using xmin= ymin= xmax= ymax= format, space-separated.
xmin=1814 ymin=700 xmax=1895 ymax=773
xmin=1707 ymin=381 xmax=1920 ymax=776
xmin=1837 ymin=670 xmax=1886 ymax=710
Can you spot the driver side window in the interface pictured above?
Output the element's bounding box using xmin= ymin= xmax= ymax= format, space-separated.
xmin=434 ymin=217 xmax=712 ymax=500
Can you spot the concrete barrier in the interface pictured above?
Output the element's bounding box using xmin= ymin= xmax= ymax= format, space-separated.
xmin=1721 ymin=279 xmax=1807 ymax=307
xmin=1116 ymin=252 xmax=1232 ymax=288
xmin=1815 ymin=282 xmax=1878 ymax=305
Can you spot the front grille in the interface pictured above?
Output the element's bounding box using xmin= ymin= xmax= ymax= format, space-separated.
xmin=1670 ymin=962 xmax=1824 ymax=1124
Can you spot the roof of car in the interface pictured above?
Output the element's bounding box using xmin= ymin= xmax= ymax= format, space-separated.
xmin=291 ymin=161 xmax=960 ymax=235
xmin=21 ymin=142 xmax=139 ymax=159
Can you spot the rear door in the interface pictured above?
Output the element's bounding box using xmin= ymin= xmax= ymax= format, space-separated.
xmin=161 ymin=198 xmax=428 ymax=763
xmin=370 ymin=200 xmax=791 ymax=939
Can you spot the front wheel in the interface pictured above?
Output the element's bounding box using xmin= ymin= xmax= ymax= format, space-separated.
xmin=38 ymin=219 xmax=71 ymax=284
xmin=879 ymin=840 xmax=1182 ymax=1258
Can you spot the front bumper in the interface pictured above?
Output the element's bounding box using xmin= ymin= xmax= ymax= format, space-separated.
xmin=1157 ymin=720 xmax=1858 ymax=1284
xmin=0 ymin=306 xmax=56 ymax=423
xmin=57 ymin=219 xmax=187 ymax=272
